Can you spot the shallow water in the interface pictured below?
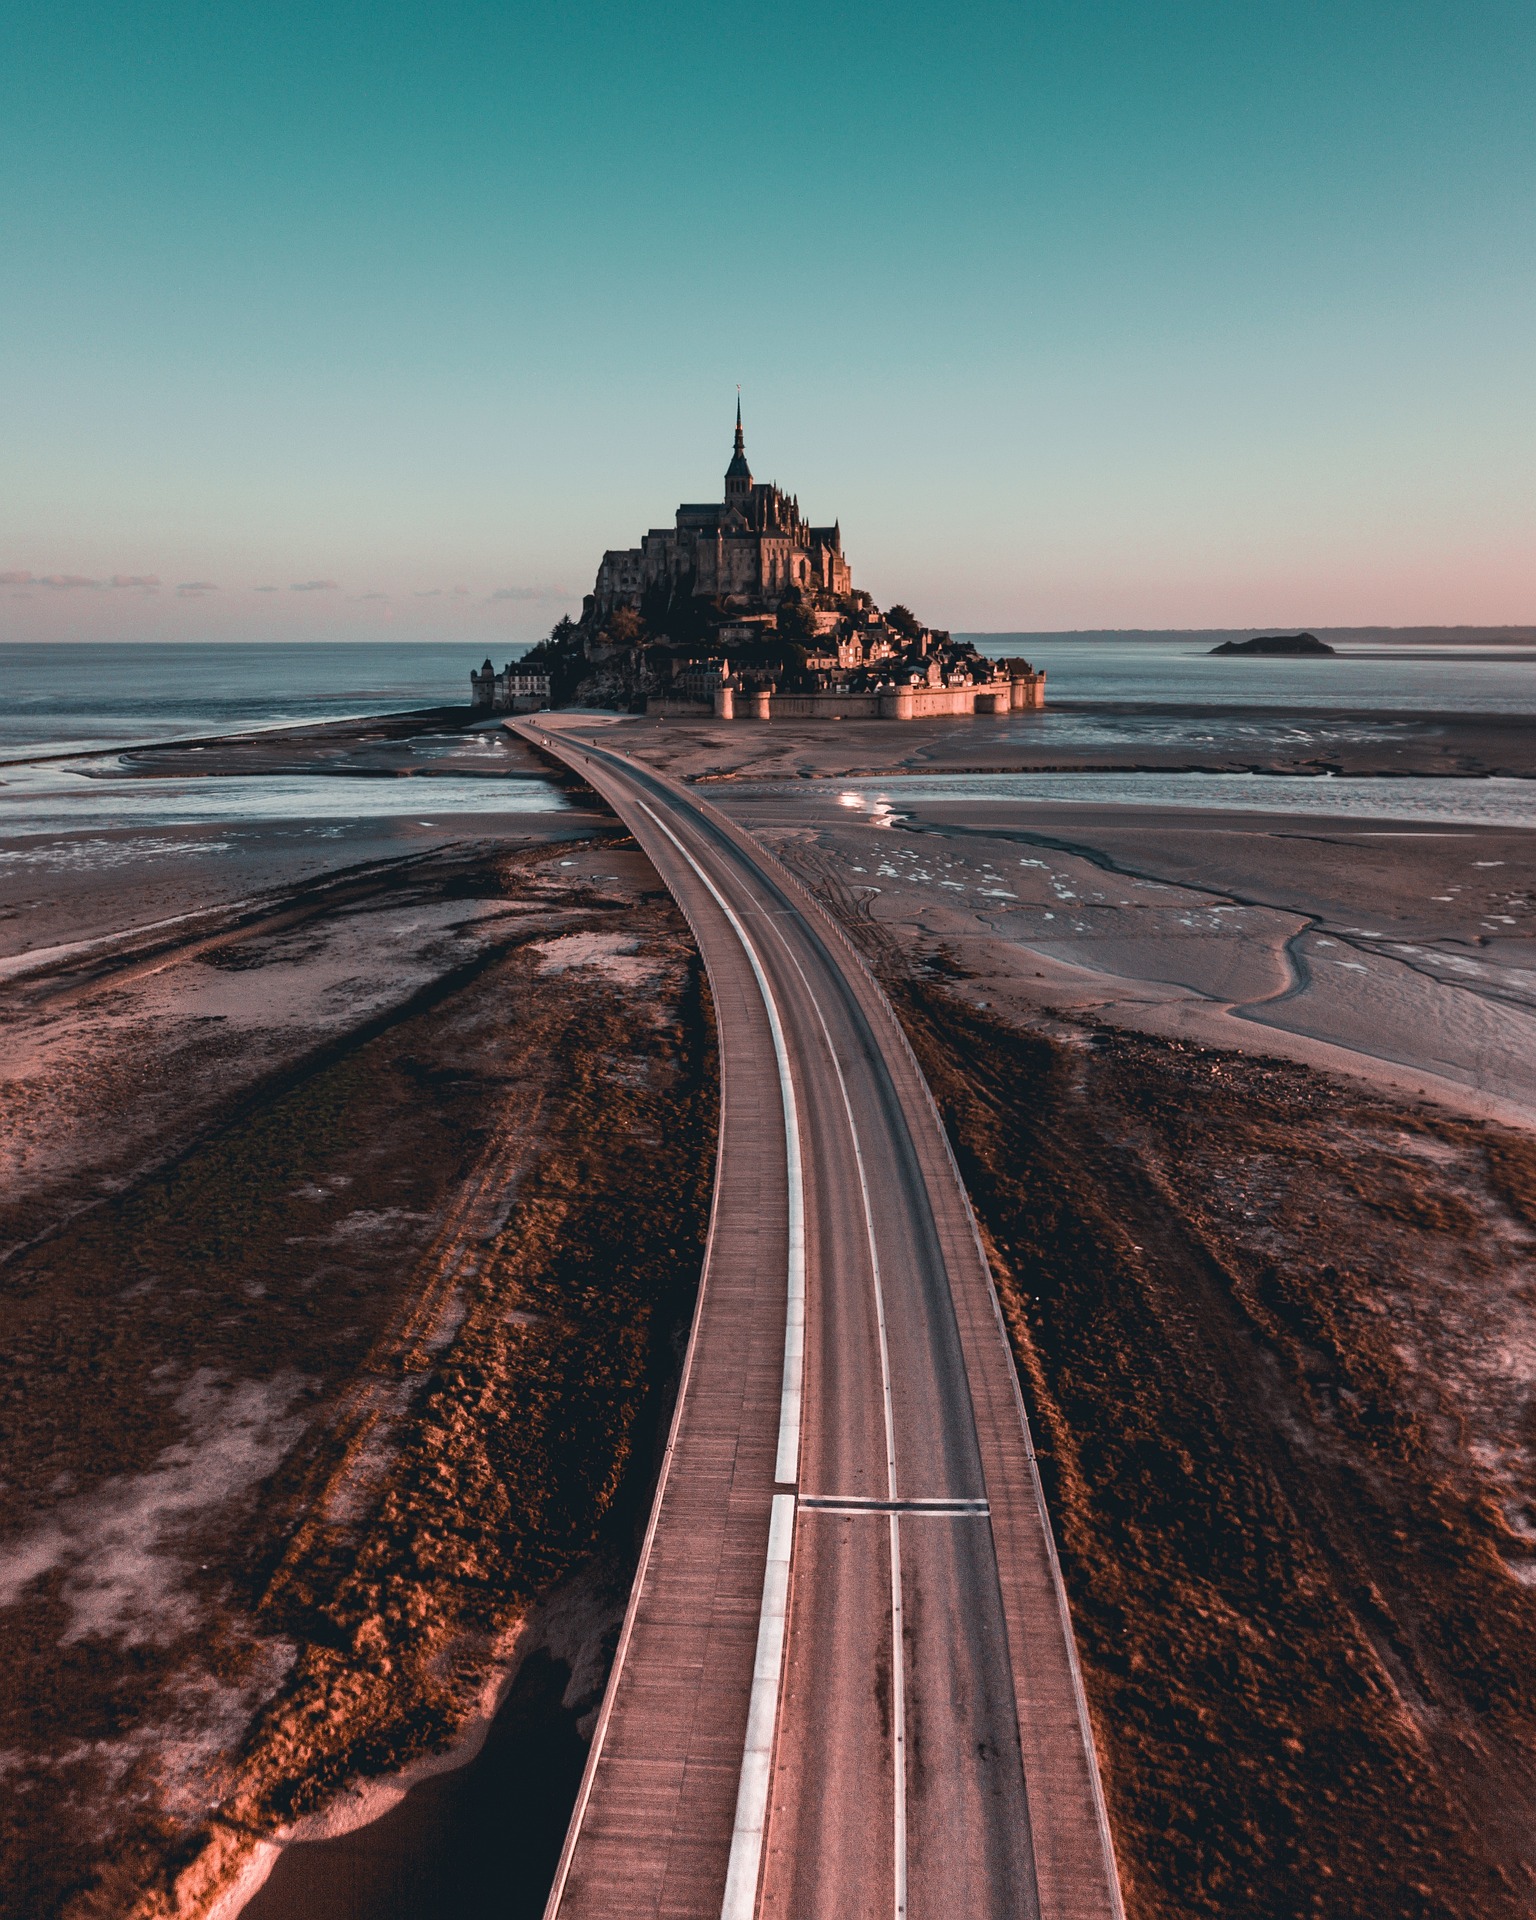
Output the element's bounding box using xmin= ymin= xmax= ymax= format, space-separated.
xmin=800 ymin=772 xmax=1536 ymax=830
xmin=955 ymin=632 xmax=1536 ymax=715
xmin=0 ymin=765 xmax=568 ymax=839
xmin=0 ymin=641 xmax=481 ymax=757
xmin=939 ymin=708 xmax=1436 ymax=754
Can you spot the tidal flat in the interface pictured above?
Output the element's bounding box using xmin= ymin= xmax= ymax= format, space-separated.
xmin=3 ymin=700 xmax=1536 ymax=1918
xmin=622 ymin=710 xmax=1536 ymax=1918
xmin=0 ymin=724 xmax=716 ymax=1919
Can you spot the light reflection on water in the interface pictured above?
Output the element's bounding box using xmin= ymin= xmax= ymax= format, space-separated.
xmin=0 ymin=768 xmax=568 ymax=838
xmin=814 ymin=773 xmax=1536 ymax=830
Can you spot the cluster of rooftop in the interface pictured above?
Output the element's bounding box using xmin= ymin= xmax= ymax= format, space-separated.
xmin=471 ymin=408 xmax=1043 ymax=719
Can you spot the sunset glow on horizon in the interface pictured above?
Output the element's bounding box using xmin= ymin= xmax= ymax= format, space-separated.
xmin=3 ymin=1 xmax=1532 ymax=642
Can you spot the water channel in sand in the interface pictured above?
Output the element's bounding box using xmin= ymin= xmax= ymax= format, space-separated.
xmin=802 ymin=771 xmax=1536 ymax=829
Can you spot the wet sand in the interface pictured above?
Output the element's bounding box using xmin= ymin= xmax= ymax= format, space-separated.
xmin=559 ymin=707 xmax=1536 ymax=1119
xmin=7 ymin=702 xmax=1536 ymax=1919
xmin=0 ymin=716 xmax=715 ymax=1920
xmin=582 ymin=712 xmax=1536 ymax=1916
xmin=720 ymin=790 xmax=1536 ymax=1125
xmin=613 ymin=703 xmax=1536 ymax=782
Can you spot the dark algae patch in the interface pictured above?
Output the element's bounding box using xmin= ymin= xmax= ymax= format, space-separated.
xmin=892 ymin=982 xmax=1536 ymax=1919
xmin=0 ymin=842 xmax=717 ymax=1920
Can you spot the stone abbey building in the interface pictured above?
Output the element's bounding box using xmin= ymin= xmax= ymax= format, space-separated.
xmin=472 ymin=407 xmax=1045 ymax=718
xmin=588 ymin=402 xmax=852 ymax=622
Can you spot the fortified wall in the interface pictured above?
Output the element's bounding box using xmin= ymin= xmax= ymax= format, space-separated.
xmin=700 ymin=668 xmax=1044 ymax=722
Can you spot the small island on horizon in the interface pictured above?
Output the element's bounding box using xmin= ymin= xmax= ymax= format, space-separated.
xmin=1210 ymin=632 xmax=1337 ymax=656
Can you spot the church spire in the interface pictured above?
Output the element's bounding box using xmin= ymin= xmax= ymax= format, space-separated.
xmin=725 ymin=390 xmax=752 ymax=505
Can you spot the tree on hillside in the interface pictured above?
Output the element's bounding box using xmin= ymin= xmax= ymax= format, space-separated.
xmin=776 ymin=594 xmax=821 ymax=643
xmin=886 ymin=604 xmax=922 ymax=640
xmin=520 ymin=614 xmax=577 ymax=663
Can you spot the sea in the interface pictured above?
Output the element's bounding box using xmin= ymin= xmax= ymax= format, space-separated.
xmin=0 ymin=642 xmax=565 ymax=838
xmin=0 ymin=640 xmax=474 ymax=757
xmin=958 ymin=629 xmax=1536 ymax=716
xmin=2 ymin=635 xmax=1534 ymax=839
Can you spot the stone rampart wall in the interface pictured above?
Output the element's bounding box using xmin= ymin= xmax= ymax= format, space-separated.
xmin=643 ymin=672 xmax=1045 ymax=723
xmin=645 ymin=697 xmax=716 ymax=717
xmin=767 ymin=692 xmax=885 ymax=720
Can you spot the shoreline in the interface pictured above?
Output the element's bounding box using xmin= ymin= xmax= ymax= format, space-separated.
xmin=211 ymin=1550 xmax=626 ymax=1920
xmin=6 ymin=699 xmax=1536 ymax=1917
xmin=0 ymin=755 xmax=715 ymax=1920
xmin=694 ymin=761 xmax=1536 ymax=782
xmin=0 ymin=703 xmax=478 ymax=771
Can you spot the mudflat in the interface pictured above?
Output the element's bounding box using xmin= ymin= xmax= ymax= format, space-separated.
xmin=727 ymin=793 xmax=1536 ymax=1123
xmin=0 ymin=721 xmax=716 ymax=1919
xmin=6 ymin=701 xmax=1536 ymax=1919
xmin=597 ymin=710 xmax=1536 ymax=1918
xmin=613 ymin=703 xmax=1536 ymax=781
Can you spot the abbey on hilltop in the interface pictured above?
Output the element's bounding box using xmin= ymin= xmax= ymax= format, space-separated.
xmin=472 ymin=406 xmax=1044 ymax=719
xmin=589 ymin=400 xmax=853 ymax=620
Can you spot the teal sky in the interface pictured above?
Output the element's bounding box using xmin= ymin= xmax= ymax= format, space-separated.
xmin=2 ymin=0 xmax=1532 ymax=642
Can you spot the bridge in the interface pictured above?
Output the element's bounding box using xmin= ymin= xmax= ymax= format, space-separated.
xmin=512 ymin=718 xmax=1122 ymax=1920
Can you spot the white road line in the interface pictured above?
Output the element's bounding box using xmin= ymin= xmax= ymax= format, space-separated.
xmin=757 ymin=914 xmax=909 ymax=1920
xmin=719 ymin=1493 xmax=796 ymax=1920
xmin=527 ymin=735 xmax=806 ymax=1920
xmin=627 ymin=796 xmax=806 ymax=1920
xmin=633 ymin=798 xmax=806 ymax=1484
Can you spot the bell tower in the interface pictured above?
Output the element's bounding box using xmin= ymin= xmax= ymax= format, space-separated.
xmin=724 ymin=395 xmax=752 ymax=512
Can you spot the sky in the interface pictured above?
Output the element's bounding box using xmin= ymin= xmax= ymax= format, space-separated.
xmin=1 ymin=0 xmax=1532 ymax=643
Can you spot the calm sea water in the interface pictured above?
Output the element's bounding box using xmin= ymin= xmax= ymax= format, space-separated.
xmin=957 ymin=632 xmax=1536 ymax=716
xmin=5 ymin=637 xmax=1535 ymax=761
xmin=0 ymin=641 xmax=478 ymax=757
xmin=3 ymin=638 xmax=1533 ymax=842
xmin=0 ymin=644 xmax=564 ymax=839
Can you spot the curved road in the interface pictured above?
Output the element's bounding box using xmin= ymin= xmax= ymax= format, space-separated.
xmin=515 ymin=719 xmax=1122 ymax=1920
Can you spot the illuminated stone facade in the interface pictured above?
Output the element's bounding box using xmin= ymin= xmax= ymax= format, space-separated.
xmin=587 ymin=405 xmax=852 ymax=623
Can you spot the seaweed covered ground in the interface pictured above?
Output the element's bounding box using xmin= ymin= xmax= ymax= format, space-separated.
xmin=892 ymin=980 xmax=1536 ymax=1919
xmin=0 ymin=836 xmax=716 ymax=1920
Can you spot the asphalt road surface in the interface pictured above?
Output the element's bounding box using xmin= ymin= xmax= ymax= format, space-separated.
xmin=514 ymin=720 xmax=1122 ymax=1920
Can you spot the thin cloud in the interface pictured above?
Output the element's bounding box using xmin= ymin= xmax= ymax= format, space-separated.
xmin=489 ymin=584 xmax=568 ymax=602
xmin=358 ymin=591 xmax=389 ymax=601
xmin=291 ymin=578 xmax=339 ymax=592
xmin=253 ymin=585 xmax=279 ymax=592
xmin=415 ymin=588 xmax=443 ymax=598
xmin=0 ymin=569 xmax=163 ymax=590
xmin=177 ymin=581 xmax=219 ymax=595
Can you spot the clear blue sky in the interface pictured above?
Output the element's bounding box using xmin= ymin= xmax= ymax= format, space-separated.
xmin=2 ymin=0 xmax=1532 ymax=641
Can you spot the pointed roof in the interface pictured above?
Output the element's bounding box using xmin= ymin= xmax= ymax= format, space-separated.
xmin=726 ymin=395 xmax=752 ymax=484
